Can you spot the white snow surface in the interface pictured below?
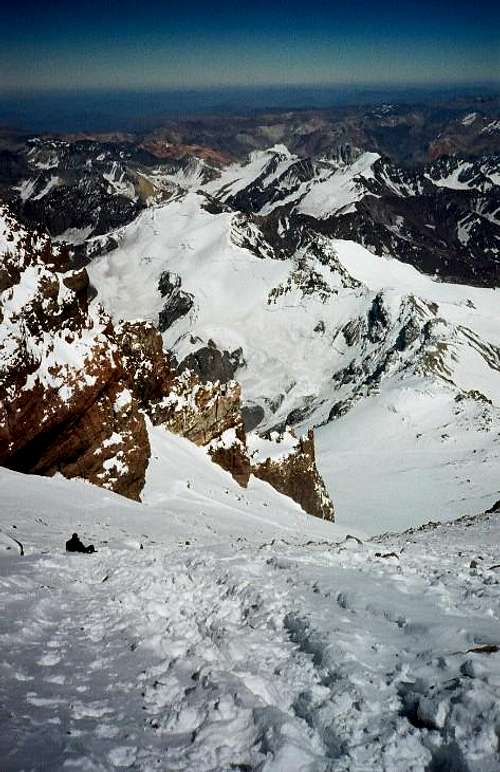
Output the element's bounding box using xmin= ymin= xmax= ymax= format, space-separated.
xmin=426 ymin=163 xmax=474 ymax=191
xmin=461 ymin=112 xmax=478 ymax=126
xmin=1 ymin=430 xmax=499 ymax=771
xmin=2 ymin=159 xmax=500 ymax=768
xmin=247 ymin=430 xmax=300 ymax=464
xmin=297 ymin=152 xmax=380 ymax=217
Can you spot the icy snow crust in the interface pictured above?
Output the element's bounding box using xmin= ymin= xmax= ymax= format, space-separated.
xmin=1 ymin=442 xmax=499 ymax=771
xmin=88 ymin=156 xmax=500 ymax=533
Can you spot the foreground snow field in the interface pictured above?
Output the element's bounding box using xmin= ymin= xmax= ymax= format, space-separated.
xmin=1 ymin=440 xmax=499 ymax=771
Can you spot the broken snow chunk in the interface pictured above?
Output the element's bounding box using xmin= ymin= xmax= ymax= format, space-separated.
xmin=102 ymin=432 xmax=124 ymax=448
xmin=114 ymin=388 xmax=133 ymax=413
xmin=247 ymin=429 xmax=300 ymax=464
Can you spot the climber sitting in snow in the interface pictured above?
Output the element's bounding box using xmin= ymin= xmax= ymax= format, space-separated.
xmin=66 ymin=533 xmax=95 ymax=554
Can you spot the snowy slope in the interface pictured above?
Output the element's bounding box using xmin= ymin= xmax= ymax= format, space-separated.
xmin=297 ymin=152 xmax=379 ymax=217
xmin=88 ymin=179 xmax=500 ymax=533
xmin=1 ymin=460 xmax=499 ymax=770
xmin=316 ymin=380 xmax=500 ymax=534
xmin=2 ymin=140 xmax=500 ymax=769
xmin=89 ymin=201 xmax=500 ymax=420
xmin=0 ymin=424 xmax=345 ymax=556
xmin=314 ymin=242 xmax=500 ymax=533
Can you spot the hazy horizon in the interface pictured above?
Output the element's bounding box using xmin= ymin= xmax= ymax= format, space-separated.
xmin=1 ymin=81 xmax=499 ymax=134
xmin=2 ymin=0 xmax=498 ymax=133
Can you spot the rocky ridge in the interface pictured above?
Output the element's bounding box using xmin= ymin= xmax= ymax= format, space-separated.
xmin=211 ymin=148 xmax=500 ymax=287
xmin=251 ymin=430 xmax=335 ymax=521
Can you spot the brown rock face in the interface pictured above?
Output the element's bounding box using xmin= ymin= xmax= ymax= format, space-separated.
xmin=23 ymin=383 xmax=149 ymax=501
xmin=0 ymin=203 xmax=250 ymax=497
xmin=206 ymin=425 xmax=251 ymax=488
xmin=151 ymin=370 xmax=243 ymax=446
xmin=0 ymin=205 xmax=150 ymax=500
xmin=149 ymin=366 xmax=252 ymax=487
xmin=252 ymin=430 xmax=335 ymax=521
xmin=139 ymin=140 xmax=233 ymax=166
xmin=113 ymin=321 xmax=253 ymax=489
xmin=115 ymin=320 xmax=176 ymax=407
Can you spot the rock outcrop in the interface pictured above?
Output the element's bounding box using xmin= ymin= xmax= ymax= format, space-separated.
xmin=250 ymin=430 xmax=335 ymax=521
xmin=157 ymin=271 xmax=194 ymax=332
xmin=178 ymin=339 xmax=242 ymax=384
xmin=206 ymin=427 xmax=251 ymax=488
xmin=0 ymin=204 xmax=251 ymax=497
xmin=115 ymin=320 xmax=177 ymax=406
xmin=151 ymin=371 xmax=243 ymax=446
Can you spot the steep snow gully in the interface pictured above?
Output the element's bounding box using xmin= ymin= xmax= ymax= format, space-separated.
xmin=1 ymin=487 xmax=499 ymax=771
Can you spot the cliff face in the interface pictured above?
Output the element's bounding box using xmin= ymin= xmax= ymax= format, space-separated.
xmin=206 ymin=426 xmax=251 ymax=488
xmin=115 ymin=320 xmax=177 ymax=407
xmin=0 ymin=204 xmax=335 ymax=519
xmin=151 ymin=371 xmax=243 ymax=446
xmin=251 ymin=431 xmax=335 ymax=521
xmin=149 ymin=369 xmax=252 ymax=488
xmin=0 ymin=203 xmax=246 ymax=499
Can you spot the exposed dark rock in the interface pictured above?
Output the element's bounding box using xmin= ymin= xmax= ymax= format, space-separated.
xmin=396 ymin=319 xmax=421 ymax=351
xmin=327 ymin=400 xmax=354 ymax=421
xmin=178 ymin=340 xmax=238 ymax=384
xmin=367 ymin=292 xmax=391 ymax=343
xmin=467 ymin=644 xmax=499 ymax=654
xmin=157 ymin=271 xmax=194 ymax=331
xmin=158 ymin=271 xmax=181 ymax=298
xmin=342 ymin=320 xmax=363 ymax=347
xmin=158 ymin=292 xmax=194 ymax=331
xmin=23 ymin=173 xmax=142 ymax=237
xmin=241 ymin=404 xmax=265 ymax=432
xmin=252 ymin=430 xmax=335 ymax=521
xmin=284 ymin=399 xmax=316 ymax=427
xmin=226 ymin=156 xmax=315 ymax=215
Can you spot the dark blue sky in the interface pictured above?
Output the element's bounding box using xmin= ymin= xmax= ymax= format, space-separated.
xmin=1 ymin=0 xmax=498 ymax=92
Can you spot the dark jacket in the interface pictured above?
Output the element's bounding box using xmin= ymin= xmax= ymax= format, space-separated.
xmin=66 ymin=533 xmax=95 ymax=553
